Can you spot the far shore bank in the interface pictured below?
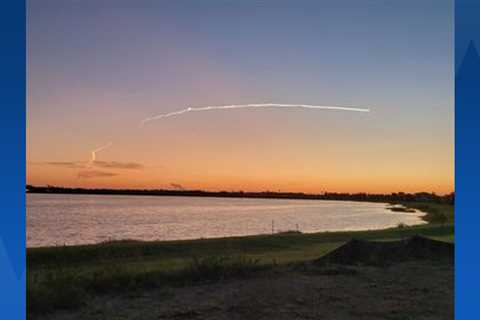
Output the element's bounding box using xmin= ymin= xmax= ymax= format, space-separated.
xmin=27 ymin=185 xmax=454 ymax=205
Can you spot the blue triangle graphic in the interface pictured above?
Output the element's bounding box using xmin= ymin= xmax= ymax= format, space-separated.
xmin=0 ymin=195 xmax=25 ymax=279
xmin=457 ymin=41 xmax=480 ymax=84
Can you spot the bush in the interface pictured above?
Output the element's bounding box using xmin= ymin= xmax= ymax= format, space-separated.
xmin=28 ymin=270 xmax=87 ymax=314
xmin=187 ymin=255 xmax=262 ymax=282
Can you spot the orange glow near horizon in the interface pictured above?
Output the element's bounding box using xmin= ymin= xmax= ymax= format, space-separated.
xmin=27 ymin=112 xmax=454 ymax=195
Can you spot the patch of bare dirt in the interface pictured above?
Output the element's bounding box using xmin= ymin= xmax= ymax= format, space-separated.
xmin=41 ymin=260 xmax=453 ymax=320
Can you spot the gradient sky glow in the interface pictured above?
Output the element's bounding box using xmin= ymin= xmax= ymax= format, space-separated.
xmin=27 ymin=0 xmax=454 ymax=194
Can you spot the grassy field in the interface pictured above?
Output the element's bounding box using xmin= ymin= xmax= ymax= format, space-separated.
xmin=27 ymin=201 xmax=454 ymax=315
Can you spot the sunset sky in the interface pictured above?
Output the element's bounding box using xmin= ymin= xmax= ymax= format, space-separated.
xmin=27 ymin=0 xmax=454 ymax=194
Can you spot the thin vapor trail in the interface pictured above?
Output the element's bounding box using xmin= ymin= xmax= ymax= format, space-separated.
xmin=90 ymin=142 xmax=113 ymax=163
xmin=140 ymin=103 xmax=370 ymax=126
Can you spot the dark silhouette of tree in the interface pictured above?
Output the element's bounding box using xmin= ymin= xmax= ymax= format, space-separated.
xmin=26 ymin=185 xmax=454 ymax=205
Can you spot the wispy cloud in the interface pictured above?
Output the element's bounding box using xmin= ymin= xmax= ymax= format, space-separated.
xmin=91 ymin=161 xmax=144 ymax=170
xmin=77 ymin=170 xmax=118 ymax=179
xmin=38 ymin=161 xmax=85 ymax=169
xmin=170 ymin=183 xmax=185 ymax=190
xmin=31 ymin=161 xmax=144 ymax=171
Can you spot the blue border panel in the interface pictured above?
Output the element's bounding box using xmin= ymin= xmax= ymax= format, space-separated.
xmin=0 ymin=0 xmax=26 ymax=318
xmin=456 ymin=0 xmax=480 ymax=318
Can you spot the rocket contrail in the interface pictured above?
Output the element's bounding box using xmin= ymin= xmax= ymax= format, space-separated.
xmin=140 ymin=103 xmax=370 ymax=126
xmin=90 ymin=142 xmax=113 ymax=163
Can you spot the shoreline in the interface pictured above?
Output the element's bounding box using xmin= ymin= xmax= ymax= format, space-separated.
xmin=396 ymin=201 xmax=454 ymax=224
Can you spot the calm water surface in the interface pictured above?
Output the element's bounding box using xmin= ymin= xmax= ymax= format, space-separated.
xmin=27 ymin=194 xmax=426 ymax=247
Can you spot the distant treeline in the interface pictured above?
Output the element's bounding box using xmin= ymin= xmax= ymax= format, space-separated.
xmin=26 ymin=185 xmax=454 ymax=205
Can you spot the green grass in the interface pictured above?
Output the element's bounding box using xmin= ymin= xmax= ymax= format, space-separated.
xmin=28 ymin=202 xmax=454 ymax=315
xmin=28 ymin=254 xmax=268 ymax=314
xmin=398 ymin=201 xmax=454 ymax=224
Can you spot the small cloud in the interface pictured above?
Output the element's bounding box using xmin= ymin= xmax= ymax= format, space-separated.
xmin=77 ymin=170 xmax=118 ymax=179
xmin=45 ymin=162 xmax=87 ymax=169
xmin=29 ymin=161 xmax=87 ymax=169
xmin=30 ymin=160 xmax=144 ymax=170
xmin=93 ymin=161 xmax=144 ymax=170
xmin=170 ymin=183 xmax=185 ymax=190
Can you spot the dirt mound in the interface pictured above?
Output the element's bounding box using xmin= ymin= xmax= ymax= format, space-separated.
xmin=315 ymin=236 xmax=453 ymax=266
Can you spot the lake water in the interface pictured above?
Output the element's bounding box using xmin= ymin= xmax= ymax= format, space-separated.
xmin=26 ymin=193 xmax=427 ymax=247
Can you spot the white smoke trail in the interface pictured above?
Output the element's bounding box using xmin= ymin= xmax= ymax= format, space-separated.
xmin=141 ymin=103 xmax=370 ymax=126
xmin=89 ymin=142 xmax=113 ymax=163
